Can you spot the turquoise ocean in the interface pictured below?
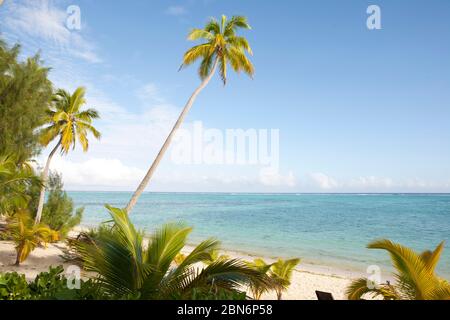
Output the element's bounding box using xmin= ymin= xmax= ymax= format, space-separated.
xmin=69 ymin=192 xmax=450 ymax=278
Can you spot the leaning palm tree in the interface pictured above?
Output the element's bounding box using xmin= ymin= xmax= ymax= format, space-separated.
xmin=35 ymin=87 xmax=101 ymax=224
xmin=346 ymin=239 xmax=450 ymax=300
xmin=74 ymin=206 xmax=270 ymax=299
xmin=270 ymin=258 xmax=300 ymax=300
xmin=125 ymin=15 xmax=254 ymax=213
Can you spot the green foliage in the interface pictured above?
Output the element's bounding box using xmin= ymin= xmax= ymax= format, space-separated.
xmin=0 ymin=266 xmax=104 ymax=300
xmin=0 ymin=154 xmax=40 ymax=216
xmin=0 ymin=272 xmax=31 ymax=300
xmin=0 ymin=41 xmax=53 ymax=163
xmin=189 ymin=288 xmax=247 ymax=300
xmin=40 ymin=172 xmax=83 ymax=238
xmin=346 ymin=240 xmax=450 ymax=300
xmin=73 ymin=206 xmax=271 ymax=300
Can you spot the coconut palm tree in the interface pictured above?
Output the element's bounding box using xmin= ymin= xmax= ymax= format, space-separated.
xmin=125 ymin=15 xmax=254 ymax=213
xmin=346 ymin=239 xmax=450 ymax=300
xmin=74 ymin=206 xmax=270 ymax=299
xmin=270 ymin=258 xmax=300 ymax=300
xmin=35 ymin=87 xmax=101 ymax=224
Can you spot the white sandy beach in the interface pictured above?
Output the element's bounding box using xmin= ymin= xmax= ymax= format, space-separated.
xmin=0 ymin=238 xmax=354 ymax=300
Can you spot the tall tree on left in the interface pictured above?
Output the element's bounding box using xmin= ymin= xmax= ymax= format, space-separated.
xmin=0 ymin=40 xmax=53 ymax=163
xmin=35 ymin=87 xmax=101 ymax=224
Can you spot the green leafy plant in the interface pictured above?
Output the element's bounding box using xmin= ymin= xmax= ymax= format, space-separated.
xmin=346 ymin=240 xmax=450 ymax=300
xmin=0 ymin=272 xmax=31 ymax=300
xmin=73 ymin=206 xmax=271 ymax=300
xmin=0 ymin=266 xmax=104 ymax=300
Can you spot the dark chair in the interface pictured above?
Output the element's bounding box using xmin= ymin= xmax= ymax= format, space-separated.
xmin=315 ymin=291 xmax=334 ymax=300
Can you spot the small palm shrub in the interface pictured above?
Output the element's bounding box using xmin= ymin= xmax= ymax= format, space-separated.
xmin=245 ymin=259 xmax=275 ymax=300
xmin=72 ymin=206 xmax=271 ymax=300
xmin=346 ymin=239 xmax=450 ymax=300
xmin=270 ymin=258 xmax=300 ymax=300
xmin=7 ymin=210 xmax=59 ymax=265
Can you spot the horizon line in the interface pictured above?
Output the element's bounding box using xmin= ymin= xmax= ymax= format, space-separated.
xmin=64 ymin=191 xmax=450 ymax=195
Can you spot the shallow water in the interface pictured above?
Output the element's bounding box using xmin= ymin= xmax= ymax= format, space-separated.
xmin=69 ymin=192 xmax=450 ymax=278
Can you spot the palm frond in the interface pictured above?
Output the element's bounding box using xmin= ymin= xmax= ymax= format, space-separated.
xmin=188 ymin=29 xmax=214 ymax=41
xmin=205 ymin=18 xmax=220 ymax=35
xmin=420 ymin=242 xmax=445 ymax=274
xmin=182 ymin=44 xmax=212 ymax=68
xmin=146 ymin=223 xmax=192 ymax=276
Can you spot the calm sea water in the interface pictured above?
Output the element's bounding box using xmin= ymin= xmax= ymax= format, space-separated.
xmin=69 ymin=192 xmax=450 ymax=278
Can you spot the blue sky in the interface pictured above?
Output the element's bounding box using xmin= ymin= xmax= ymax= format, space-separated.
xmin=1 ymin=0 xmax=450 ymax=192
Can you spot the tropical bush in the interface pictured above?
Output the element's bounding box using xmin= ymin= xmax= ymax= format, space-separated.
xmin=39 ymin=172 xmax=83 ymax=239
xmin=346 ymin=240 xmax=450 ymax=300
xmin=0 ymin=272 xmax=31 ymax=300
xmin=72 ymin=206 xmax=271 ymax=300
xmin=0 ymin=266 xmax=103 ymax=300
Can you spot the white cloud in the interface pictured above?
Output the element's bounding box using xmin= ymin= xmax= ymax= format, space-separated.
xmin=259 ymin=168 xmax=297 ymax=187
xmin=165 ymin=5 xmax=187 ymax=16
xmin=307 ymin=172 xmax=339 ymax=190
xmin=51 ymin=157 xmax=145 ymax=188
xmin=3 ymin=0 xmax=100 ymax=63
xmin=137 ymin=83 xmax=165 ymax=103
xmin=348 ymin=176 xmax=394 ymax=189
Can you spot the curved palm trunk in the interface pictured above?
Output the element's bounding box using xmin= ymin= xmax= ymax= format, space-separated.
xmin=35 ymin=140 xmax=61 ymax=224
xmin=125 ymin=57 xmax=220 ymax=214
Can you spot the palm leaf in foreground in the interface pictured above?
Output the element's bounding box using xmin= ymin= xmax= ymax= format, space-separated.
xmin=346 ymin=239 xmax=450 ymax=300
xmin=74 ymin=206 xmax=271 ymax=300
